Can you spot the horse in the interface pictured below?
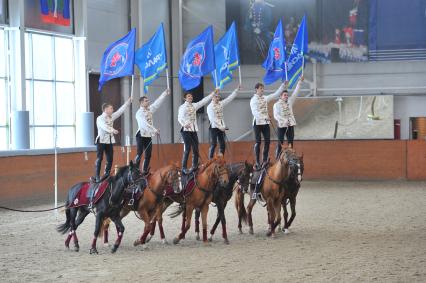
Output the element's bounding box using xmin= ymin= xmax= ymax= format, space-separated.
xmin=281 ymin=152 xmax=304 ymax=233
xmin=240 ymin=148 xmax=302 ymax=237
xmin=56 ymin=162 xmax=141 ymax=254
xmin=193 ymin=161 xmax=253 ymax=244
xmin=154 ymin=156 xmax=229 ymax=244
xmin=100 ymin=163 xmax=181 ymax=248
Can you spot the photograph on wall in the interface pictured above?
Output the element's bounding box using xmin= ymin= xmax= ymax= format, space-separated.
xmin=226 ymin=0 xmax=369 ymax=64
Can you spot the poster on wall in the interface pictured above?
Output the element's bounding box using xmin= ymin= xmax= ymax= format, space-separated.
xmin=226 ymin=0 xmax=369 ymax=64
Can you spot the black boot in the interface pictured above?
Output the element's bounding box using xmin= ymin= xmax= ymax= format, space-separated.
xmin=190 ymin=153 xmax=199 ymax=173
xmin=254 ymin=143 xmax=261 ymax=169
xmin=134 ymin=154 xmax=142 ymax=171
xmin=142 ymin=159 xmax=150 ymax=175
xmin=94 ymin=159 xmax=102 ymax=182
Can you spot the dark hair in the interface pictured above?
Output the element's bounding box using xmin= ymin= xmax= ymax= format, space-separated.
xmin=184 ymin=92 xmax=192 ymax=98
xmin=102 ymin=103 xmax=112 ymax=111
xmin=255 ymin=83 xmax=264 ymax=90
xmin=139 ymin=96 xmax=148 ymax=103
xmin=282 ymin=89 xmax=289 ymax=94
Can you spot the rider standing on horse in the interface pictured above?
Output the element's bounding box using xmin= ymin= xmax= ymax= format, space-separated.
xmin=178 ymin=90 xmax=216 ymax=174
xmin=273 ymin=76 xmax=304 ymax=158
xmin=94 ymin=97 xmax=132 ymax=182
xmin=250 ymin=82 xmax=285 ymax=169
xmin=135 ymin=88 xmax=170 ymax=174
xmin=206 ymin=85 xmax=240 ymax=159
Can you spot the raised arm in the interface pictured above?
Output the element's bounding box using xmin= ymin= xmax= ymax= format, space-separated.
xmin=149 ymin=89 xmax=170 ymax=113
xmin=111 ymin=97 xmax=132 ymax=121
xmin=288 ymin=77 xmax=303 ymax=106
xmin=193 ymin=90 xmax=215 ymax=111
xmin=265 ymin=83 xmax=285 ymax=102
xmin=221 ymin=87 xmax=239 ymax=107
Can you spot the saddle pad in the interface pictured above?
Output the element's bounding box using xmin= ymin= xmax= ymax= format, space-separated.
xmin=165 ymin=179 xmax=195 ymax=198
xmin=69 ymin=181 xmax=109 ymax=208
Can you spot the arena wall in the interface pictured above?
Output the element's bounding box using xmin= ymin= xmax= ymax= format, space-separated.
xmin=0 ymin=140 xmax=425 ymax=203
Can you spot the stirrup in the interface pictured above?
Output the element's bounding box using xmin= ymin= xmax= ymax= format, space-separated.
xmin=251 ymin=192 xmax=258 ymax=200
xmin=128 ymin=198 xmax=134 ymax=206
xmin=88 ymin=202 xmax=93 ymax=209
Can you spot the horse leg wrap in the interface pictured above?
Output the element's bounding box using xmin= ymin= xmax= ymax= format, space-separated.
xmin=91 ymin=237 xmax=97 ymax=249
xmin=72 ymin=231 xmax=79 ymax=244
xmin=150 ymin=221 xmax=157 ymax=236
xmin=115 ymin=232 xmax=123 ymax=246
xmin=140 ymin=230 xmax=150 ymax=244
xmin=203 ymin=228 xmax=208 ymax=242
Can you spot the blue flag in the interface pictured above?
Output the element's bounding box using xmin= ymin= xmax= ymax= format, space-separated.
xmin=98 ymin=28 xmax=136 ymax=92
xmin=262 ymin=20 xmax=287 ymax=85
xmin=287 ymin=16 xmax=308 ymax=89
xmin=212 ymin=22 xmax=240 ymax=89
xmin=179 ymin=26 xmax=216 ymax=91
xmin=135 ymin=23 xmax=167 ymax=93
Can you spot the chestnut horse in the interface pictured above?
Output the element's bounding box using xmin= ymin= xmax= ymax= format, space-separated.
xmin=161 ymin=157 xmax=229 ymax=244
xmin=101 ymin=163 xmax=181 ymax=248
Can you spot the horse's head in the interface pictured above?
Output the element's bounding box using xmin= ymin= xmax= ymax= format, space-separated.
xmin=162 ymin=162 xmax=181 ymax=190
xmin=285 ymin=150 xmax=304 ymax=183
xmin=213 ymin=156 xmax=230 ymax=188
xmin=238 ymin=160 xmax=254 ymax=190
xmin=114 ymin=161 xmax=141 ymax=188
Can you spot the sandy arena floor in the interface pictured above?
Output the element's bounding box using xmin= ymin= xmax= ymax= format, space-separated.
xmin=1 ymin=181 xmax=425 ymax=282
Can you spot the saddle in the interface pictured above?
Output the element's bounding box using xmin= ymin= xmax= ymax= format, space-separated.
xmin=164 ymin=174 xmax=196 ymax=199
xmin=250 ymin=162 xmax=271 ymax=200
xmin=69 ymin=180 xmax=110 ymax=208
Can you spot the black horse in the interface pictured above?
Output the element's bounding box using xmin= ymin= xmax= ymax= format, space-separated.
xmin=194 ymin=161 xmax=253 ymax=244
xmin=57 ymin=162 xmax=141 ymax=254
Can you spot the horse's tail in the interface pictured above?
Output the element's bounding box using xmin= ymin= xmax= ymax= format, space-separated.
xmin=98 ymin=218 xmax=111 ymax=239
xmin=56 ymin=207 xmax=71 ymax=234
xmin=234 ymin=188 xmax=247 ymax=224
xmin=169 ymin=204 xmax=185 ymax=218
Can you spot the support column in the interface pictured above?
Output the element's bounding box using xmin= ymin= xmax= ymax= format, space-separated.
xmin=170 ymin=0 xmax=183 ymax=143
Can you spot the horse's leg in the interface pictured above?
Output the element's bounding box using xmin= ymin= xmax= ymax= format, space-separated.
xmin=209 ymin=211 xmax=221 ymax=241
xmin=195 ymin=209 xmax=201 ymax=241
xmin=134 ymin=209 xmax=151 ymax=247
xmin=283 ymin=198 xmax=289 ymax=233
xmin=235 ymin=190 xmax=246 ymax=234
xmin=110 ymin=216 xmax=125 ymax=253
xmin=218 ymin=203 xmax=229 ymax=244
xmin=155 ymin=204 xmax=167 ymax=244
xmin=146 ymin=220 xmax=156 ymax=243
xmin=247 ymin=198 xmax=257 ymax=235
xmin=71 ymin=208 xmax=89 ymax=252
xmin=64 ymin=208 xmax=77 ymax=250
xmin=270 ymin=199 xmax=282 ymax=237
xmin=200 ymin=203 xmax=210 ymax=244
xmin=174 ymin=204 xmax=193 ymax=244
xmin=266 ymin=201 xmax=276 ymax=237
xmin=180 ymin=206 xmax=187 ymax=240
xmin=90 ymin=212 xmax=104 ymax=254
xmin=286 ymin=197 xmax=297 ymax=231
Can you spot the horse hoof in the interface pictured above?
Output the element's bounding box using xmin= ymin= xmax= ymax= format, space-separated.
xmin=283 ymin=228 xmax=289 ymax=234
xmin=266 ymin=231 xmax=272 ymax=237
xmin=173 ymin=238 xmax=180 ymax=245
xmin=161 ymin=239 xmax=168 ymax=245
xmin=133 ymin=239 xmax=141 ymax=247
xmin=195 ymin=234 xmax=201 ymax=241
xmin=74 ymin=244 xmax=80 ymax=252
xmin=249 ymin=228 xmax=254 ymax=235
xmin=208 ymin=236 xmax=213 ymax=242
xmin=111 ymin=245 xmax=119 ymax=253
xmin=89 ymin=248 xmax=98 ymax=255
xmin=224 ymin=238 xmax=230 ymax=245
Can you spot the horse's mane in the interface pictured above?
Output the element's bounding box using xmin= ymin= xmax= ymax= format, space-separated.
xmin=114 ymin=165 xmax=128 ymax=181
xmin=199 ymin=157 xmax=225 ymax=173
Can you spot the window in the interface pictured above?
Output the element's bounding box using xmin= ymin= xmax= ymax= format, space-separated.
xmin=25 ymin=32 xmax=76 ymax=149
xmin=0 ymin=28 xmax=9 ymax=150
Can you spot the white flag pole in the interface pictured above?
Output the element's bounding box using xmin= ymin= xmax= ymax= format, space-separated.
xmin=214 ymin=69 xmax=219 ymax=89
xmin=238 ymin=65 xmax=242 ymax=85
xmin=166 ymin=68 xmax=170 ymax=89
xmin=127 ymin=74 xmax=134 ymax=164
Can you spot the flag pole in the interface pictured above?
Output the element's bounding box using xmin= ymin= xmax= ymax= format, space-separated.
xmin=238 ymin=66 xmax=242 ymax=85
xmin=166 ymin=68 xmax=170 ymax=89
xmin=214 ymin=70 xmax=219 ymax=89
xmin=127 ymin=74 xmax=134 ymax=165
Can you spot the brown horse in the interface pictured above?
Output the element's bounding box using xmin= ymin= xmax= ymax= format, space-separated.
xmin=240 ymin=148 xmax=298 ymax=237
xmin=100 ymin=163 xmax=180 ymax=247
xmin=165 ymin=157 xmax=230 ymax=244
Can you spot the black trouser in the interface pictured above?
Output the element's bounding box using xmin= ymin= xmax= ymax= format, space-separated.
xmin=95 ymin=142 xmax=114 ymax=179
xmin=253 ymin=123 xmax=270 ymax=166
xmin=208 ymin=127 xmax=226 ymax=159
xmin=276 ymin=126 xmax=295 ymax=159
xmin=134 ymin=133 xmax=152 ymax=173
xmin=181 ymin=130 xmax=199 ymax=171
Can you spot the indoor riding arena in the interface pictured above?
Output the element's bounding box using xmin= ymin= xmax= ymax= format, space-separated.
xmin=1 ymin=1 xmax=426 ymax=282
